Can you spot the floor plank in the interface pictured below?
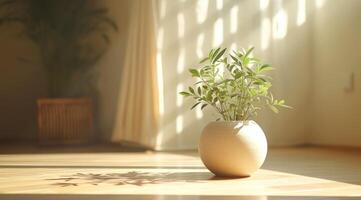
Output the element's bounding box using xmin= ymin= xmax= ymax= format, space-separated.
xmin=0 ymin=145 xmax=360 ymax=199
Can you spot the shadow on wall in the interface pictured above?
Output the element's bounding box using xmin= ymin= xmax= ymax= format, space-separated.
xmin=155 ymin=0 xmax=323 ymax=150
xmin=0 ymin=0 xmax=129 ymax=142
xmin=0 ymin=24 xmax=47 ymax=141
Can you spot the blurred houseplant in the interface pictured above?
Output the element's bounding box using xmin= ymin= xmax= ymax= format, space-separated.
xmin=0 ymin=0 xmax=117 ymax=144
xmin=181 ymin=47 xmax=290 ymax=177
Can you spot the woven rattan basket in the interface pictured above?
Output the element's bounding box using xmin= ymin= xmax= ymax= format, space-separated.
xmin=37 ymin=98 xmax=94 ymax=144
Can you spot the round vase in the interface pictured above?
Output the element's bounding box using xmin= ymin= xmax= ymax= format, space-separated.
xmin=198 ymin=120 xmax=267 ymax=177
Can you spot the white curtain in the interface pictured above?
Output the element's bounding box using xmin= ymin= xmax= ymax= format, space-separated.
xmin=112 ymin=0 xmax=159 ymax=149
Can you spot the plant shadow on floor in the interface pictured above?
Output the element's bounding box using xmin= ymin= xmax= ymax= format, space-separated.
xmin=47 ymin=171 xmax=242 ymax=187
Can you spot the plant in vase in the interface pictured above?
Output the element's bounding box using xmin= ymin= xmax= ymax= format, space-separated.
xmin=180 ymin=47 xmax=290 ymax=177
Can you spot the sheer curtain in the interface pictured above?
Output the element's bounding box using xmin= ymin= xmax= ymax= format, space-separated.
xmin=111 ymin=0 xmax=159 ymax=149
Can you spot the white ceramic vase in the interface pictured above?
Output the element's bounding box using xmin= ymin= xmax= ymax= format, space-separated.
xmin=198 ymin=120 xmax=267 ymax=177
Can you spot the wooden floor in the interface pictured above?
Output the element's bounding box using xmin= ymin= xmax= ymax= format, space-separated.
xmin=0 ymin=145 xmax=360 ymax=200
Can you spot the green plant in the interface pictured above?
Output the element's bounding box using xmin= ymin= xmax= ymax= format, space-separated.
xmin=0 ymin=0 xmax=117 ymax=97
xmin=180 ymin=47 xmax=290 ymax=121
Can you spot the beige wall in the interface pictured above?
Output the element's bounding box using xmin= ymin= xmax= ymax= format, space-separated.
xmin=153 ymin=0 xmax=361 ymax=150
xmin=154 ymin=0 xmax=313 ymax=150
xmin=310 ymin=0 xmax=361 ymax=147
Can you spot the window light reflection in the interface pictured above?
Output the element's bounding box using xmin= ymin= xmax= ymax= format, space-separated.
xmin=261 ymin=18 xmax=271 ymax=50
xmin=260 ymin=0 xmax=269 ymax=11
xmin=213 ymin=18 xmax=223 ymax=47
xmin=177 ymin=48 xmax=185 ymax=74
xmin=177 ymin=12 xmax=185 ymax=38
xmin=156 ymin=52 xmax=165 ymax=116
xmin=196 ymin=0 xmax=208 ymax=24
xmin=297 ymin=0 xmax=306 ymax=26
xmin=196 ymin=33 xmax=205 ymax=58
xmin=176 ymin=83 xmax=184 ymax=107
xmin=230 ymin=6 xmax=239 ymax=34
xmin=216 ymin=0 xmax=223 ymax=10
xmin=316 ymin=0 xmax=326 ymax=8
xmin=273 ymin=9 xmax=288 ymax=39
xmin=176 ymin=115 xmax=183 ymax=134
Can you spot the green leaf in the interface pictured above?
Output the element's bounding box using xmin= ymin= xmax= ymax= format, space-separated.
xmin=206 ymin=91 xmax=212 ymax=101
xmin=201 ymin=104 xmax=208 ymax=110
xmin=245 ymin=66 xmax=255 ymax=74
xmin=197 ymin=86 xmax=202 ymax=95
xmin=244 ymin=46 xmax=255 ymax=58
xmin=199 ymin=57 xmax=209 ymax=64
xmin=230 ymin=54 xmax=239 ymax=63
xmin=211 ymin=47 xmax=221 ymax=59
xmin=279 ymin=104 xmax=292 ymax=109
xmin=222 ymin=57 xmax=228 ymax=64
xmin=259 ymin=64 xmax=273 ymax=72
xmin=189 ymin=68 xmax=200 ymax=77
xmin=269 ymin=104 xmax=279 ymax=113
xmin=191 ymin=102 xmax=201 ymax=110
xmin=235 ymin=72 xmax=242 ymax=79
xmin=179 ymin=91 xmax=191 ymax=96
xmin=258 ymin=77 xmax=268 ymax=82
xmin=208 ymin=49 xmax=215 ymax=58
xmin=212 ymin=48 xmax=227 ymax=64
xmin=253 ymin=80 xmax=264 ymax=85
xmin=270 ymin=93 xmax=274 ymax=102
xmin=250 ymin=57 xmax=261 ymax=63
xmin=189 ymin=87 xmax=195 ymax=94
xmin=242 ymin=56 xmax=250 ymax=66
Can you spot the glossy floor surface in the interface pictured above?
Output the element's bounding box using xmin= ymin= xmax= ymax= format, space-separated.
xmin=0 ymin=145 xmax=360 ymax=199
